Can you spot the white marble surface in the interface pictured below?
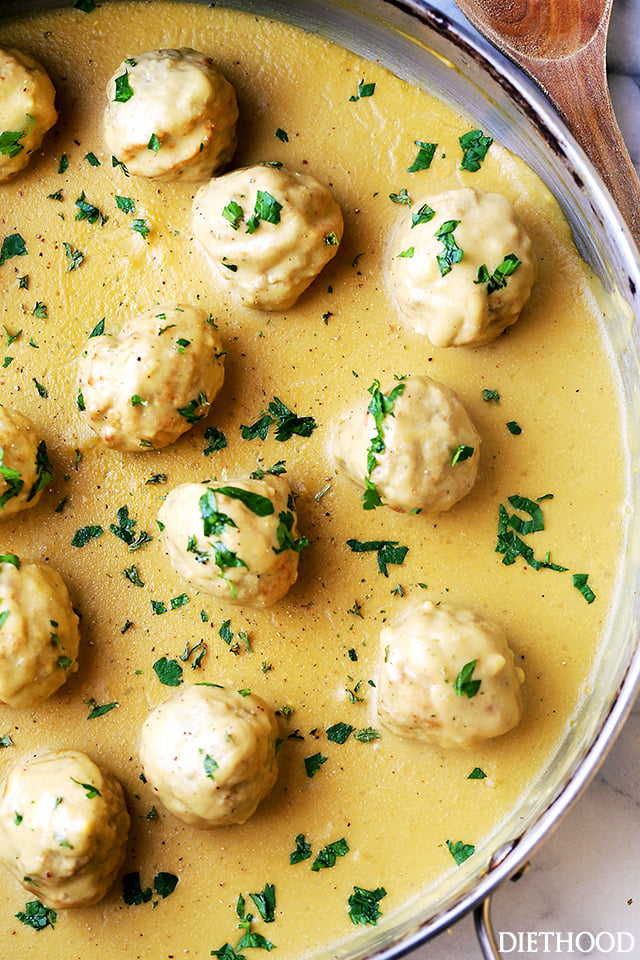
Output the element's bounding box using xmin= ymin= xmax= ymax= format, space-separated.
xmin=408 ymin=2 xmax=640 ymax=958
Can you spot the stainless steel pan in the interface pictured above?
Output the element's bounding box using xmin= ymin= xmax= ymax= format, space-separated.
xmin=4 ymin=2 xmax=640 ymax=958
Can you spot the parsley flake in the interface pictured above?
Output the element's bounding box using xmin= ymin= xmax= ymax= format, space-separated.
xmin=348 ymin=886 xmax=386 ymax=926
xmin=459 ymin=129 xmax=493 ymax=171
xmin=0 ymin=233 xmax=27 ymax=267
xmin=152 ymin=657 xmax=183 ymax=686
xmin=407 ymin=139 xmax=437 ymax=172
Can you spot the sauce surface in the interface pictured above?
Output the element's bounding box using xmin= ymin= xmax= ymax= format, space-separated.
xmin=0 ymin=3 xmax=626 ymax=958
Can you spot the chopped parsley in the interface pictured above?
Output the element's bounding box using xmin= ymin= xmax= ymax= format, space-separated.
xmin=0 ymin=446 xmax=24 ymax=509
xmin=482 ymin=388 xmax=500 ymax=403
xmin=447 ymin=839 xmax=476 ymax=865
xmin=200 ymin=488 xmax=237 ymax=537
xmin=177 ymin=391 xmax=208 ymax=423
xmin=246 ymin=190 xmax=282 ymax=233
xmin=0 ymin=733 xmax=14 ymax=747
xmin=347 ymin=886 xmax=386 ymax=926
xmin=346 ymin=538 xmax=409 ymax=577
xmin=0 ymin=233 xmax=27 ymax=267
xmin=290 ymin=834 xmax=312 ymax=864
xmin=152 ymin=657 xmax=183 ymax=686
xmin=0 ymin=554 xmax=20 ymax=568
xmin=474 ymin=253 xmax=522 ymax=294
xmin=222 ymin=199 xmax=244 ymax=229
xmin=132 ymin=217 xmax=150 ymax=239
xmin=241 ymin=397 xmax=317 ymax=443
xmin=274 ymin=510 xmax=308 ymax=554
xmin=58 ymin=154 xmax=69 ymax=173
xmin=154 ymin=872 xmax=178 ymax=899
xmin=73 ymin=0 xmax=96 ymax=10
xmin=75 ymin=191 xmax=108 ymax=225
xmin=353 ymin=727 xmax=380 ymax=743
xmin=213 ymin=485 xmax=274 ymax=517
xmin=451 ymin=444 xmax=474 ymax=466
xmin=249 ymin=884 xmax=276 ymax=923
xmin=15 ymin=900 xmax=57 ymax=931
xmin=4 ymin=325 xmax=21 ymax=346
xmin=70 ymin=777 xmax=101 ymax=799
xmin=435 ymin=219 xmax=463 ymax=276
xmin=202 ymin=753 xmax=218 ymax=780
xmin=64 ymin=242 xmax=84 ymax=272
xmin=454 ymin=659 xmax=481 ymax=698
xmin=326 ymin=722 xmax=354 ymax=744
xmin=506 ymin=420 xmax=522 ymax=435
xmin=32 ymin=302 xmax=47 ymax=319
xmin=116 ymin=195 xmax=135 ymax=214
xmin=71 ymin=524 xmax=103 ymax=547
xmin=396 ymin=247 xmax=414 ymax=258
xmin=86 ymin=699 xmax=118 ymax=719
xmin=88 ymin=317 xmax=105 ymax=338
xmin=495 ymin=499 xmax=568 ymax=573
xmin=114 ymin=71 xmax=134 ymax=103
xmin=146 ymin=473 xmax=167 ymax=484
xmin=411 ymin=202 xmax=435 ymax=227
xmin=459 ymin=128 xmax=493 ymax=171
xmin=349 ymin=79 xmax=375 ymax=100
xmin=304 ymin=753 xmax=327 ymax=778
xmin=201 ymin=427 xmax=227 ymax=456
xmin=468 ymin=767 xmax=487 ymax=780
xmin=407 ymin=139 xmax=437 ymax=172
xmin=363 ymin=377 xmax=406 ymax=510
xmin=275 ymin=127 xmax=289 ymax=142
xmin=47 ymin=189 xmax=63 ymax=201
xmin=573 ymin=573 xmax=596 ymax=603
xmin=311 ymin=838 xmax=349 ymax=871
xmin=147 ymin=133 xmax=161 ymax=154
xmin=122 ymin=872 xmax=152 ymax=905
xmin=0 ymin=115 xmax=34 ymax=159
xmin=123 ymin=564 xmax=144 ymax=587
xmin=389 ymin=188 xmax=411 ymax=205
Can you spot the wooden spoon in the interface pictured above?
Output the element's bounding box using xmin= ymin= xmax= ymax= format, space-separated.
xmin=454 ymin=0 xmax=640 ymax=248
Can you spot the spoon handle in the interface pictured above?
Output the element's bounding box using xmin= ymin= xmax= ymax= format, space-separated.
xmin=512 ymin=45 xmax=640 ymax=250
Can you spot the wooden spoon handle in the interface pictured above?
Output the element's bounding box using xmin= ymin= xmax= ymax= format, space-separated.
xmin=515 ymin=48 xmax=640 ymax=249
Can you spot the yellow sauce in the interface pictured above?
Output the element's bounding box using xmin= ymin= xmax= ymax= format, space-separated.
xmin=0 ymin=3 xmax=625 ymax=958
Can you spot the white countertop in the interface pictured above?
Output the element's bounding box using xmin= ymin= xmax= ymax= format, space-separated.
xmin=414 ymin=3 xmax=640 ymax=958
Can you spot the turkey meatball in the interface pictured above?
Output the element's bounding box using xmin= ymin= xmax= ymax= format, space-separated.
xmin=333 ymin=374 xmax=480 ymax=514
xmin=158 ymin=474 xmax=305 ymax=607
xmin=103 ymin=48 xmax=237 ymax=181
xmin=0 ymin=48 xmax=57 ymax=182
xmin=192 ymin=162 xmax=344 ymax=310
xmin=0 ymin=558 xmax=79 ymax=708
xmin=389 ymin=188 xmax=537 ymax=347
xmin=0 ymin=750 xmax=130 ymax=908
xmin=0 ymin=407 xmax=51 ymax=519
xmin=78 ymin=303 xmax=225 ymax=452
xmin=377 ymin=600 xmax=525 ymax=749
xmin=140 ymin=684 xmax=279 ymax=828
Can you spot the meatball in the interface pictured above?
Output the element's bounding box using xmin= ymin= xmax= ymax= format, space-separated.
xmin=0 ymin=558 xmax=79 ymax=708
xmin=140 ymin=684 xmax=279 ymax=828
xmin=0 ymin=407 xmax=52 ymax=519
xmin=388 ymin=188 xmax=537 ymax=347
xmin=158 ymin=474 xmax=305 ymax=607
xmin=0 ymin=750 xmax=130 ymax=908
xmin=192 ymin=162 xmax=344 ymax=310
xmin=103 ymin=48 xmax=237 ymax=181
xmin=78 ymin=303 xmax=225 ymax=452
xmin=0 ymin=48 xmax=57 ymax=182
xmin=333 ymin=374 xmax=480 ymax=514
xmin=377 ymin=600 xmax=525 ymax=749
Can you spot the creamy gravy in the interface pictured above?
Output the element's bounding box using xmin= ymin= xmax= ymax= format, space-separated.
xmin=0 ymin=2 xmax=625 ymax=958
